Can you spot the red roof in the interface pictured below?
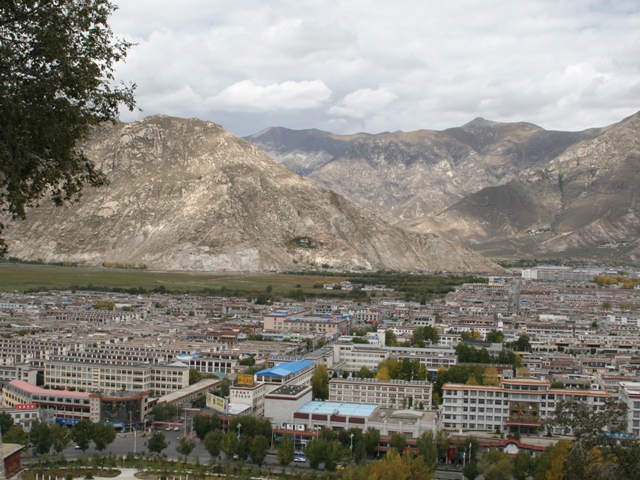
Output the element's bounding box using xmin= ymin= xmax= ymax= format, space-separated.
xmin=8 ymin=380 xmax=91 ymax=398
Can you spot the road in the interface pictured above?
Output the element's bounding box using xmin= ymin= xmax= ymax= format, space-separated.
xmin=51 ymin=433 xmax=300 ymax=468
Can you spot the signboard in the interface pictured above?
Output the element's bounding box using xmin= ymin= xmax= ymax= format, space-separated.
xmin=15 ymin=403 xmax=37 ymax=410
xmin=237 ymin=374 xmax=255 ymax=386
xmin=206 ymin=393 xmax=227 ymax=413
xmin=56 ymin=418 xmax=79 ymax=425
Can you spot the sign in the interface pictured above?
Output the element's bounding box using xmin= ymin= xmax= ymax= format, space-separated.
xmin=206 ymin=393 xmax=227 ymax=413
xmin=237 ymin=374 xmax=255 ymax=386
xmin=15 ymin=403 xmax=37 ymax=410
xmin=56 ymin=418 xmax=79 ymax=425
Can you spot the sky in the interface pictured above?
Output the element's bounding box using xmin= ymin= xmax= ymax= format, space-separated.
xmin=110 ymin=0 xmax=640 ymax=137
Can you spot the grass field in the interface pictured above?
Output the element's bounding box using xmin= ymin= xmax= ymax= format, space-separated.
xmin=0 ymin=264 xmax=347 ymax=294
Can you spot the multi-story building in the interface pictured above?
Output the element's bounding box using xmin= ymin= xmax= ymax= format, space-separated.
xmin=264 ymin=310 xmax=350 ymax=336
xmin=329 ymin=377 xmax=432 ymax=410
xmin=44 ymin=360 xmax=189 ymax=397
xmin=332 ymin=343 xmax=389 ymax=371
xmin=2 ymin=380 xmax=151 ymax=428
xmin=619 ymin=381 xmax=640 ymax=437
xmin=441 ymin=378 xmax=611 ymax=436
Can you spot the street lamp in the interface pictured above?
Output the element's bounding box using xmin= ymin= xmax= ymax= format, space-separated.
xmin=237 ymin=423 xmax=241 ymax=440
xmin=350 ymin=433 xmax=354 ymax=451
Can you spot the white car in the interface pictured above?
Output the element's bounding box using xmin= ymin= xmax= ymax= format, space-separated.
xmin=293 ymin=457 xmax=307 ymax=463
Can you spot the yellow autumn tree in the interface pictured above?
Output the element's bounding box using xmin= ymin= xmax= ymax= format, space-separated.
xmin=483 ymin=366 xmax=500 ymax=386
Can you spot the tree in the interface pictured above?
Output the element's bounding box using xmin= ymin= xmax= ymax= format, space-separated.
xmin=203 ymin=429 xmax=223 ymax=461
xmin=250 ymin=435 xmax=269 ymax=466
xmin=189 ymin=369 xmax=203 ymax=385
xmin=221 ymin=431 xmax=238 ymax=460
xmin=486 ymin=329 xmax=505 ymax=343
xmin=304 ymin=438 xmax=325 ymax=470
xmin=0 ymin=412 xmax=14 ymax=437
xmin=353 ymin=441 xmax=367 ymax=464
xmin=513 ymin=451 xmax=532 ymax=480
xmin=218 ymin=377 xmax=231 ymax=398
xmin=516 ymin=366 xmax=531 ymax=378
xmin=147 ymin=431 xmax=168 ymax=455
xmin=416 ymin=431 xmax=437 ymax=469
xmin=70 ymin=419 xmax=93 ymax=452
xmin=176 ymin=436 xmax=196 ymax=463
xmin=3 ymin=425 xmax=28 ymax=445
xmin=546 ymin=399 xmax=640 ymax=479
xmin=362 ymin=427 xmax=381 ymax=458
xmin=0 ymin=0 xmax=136 ymax=256
xmin=30 ymin=421 xmax=53 ymax=455
xmin=385 ymin=329 xmax=397 ymax=346
xmin=193 ymin=414 xmax=219 ymax=440
xmin=483 ymin=366 xmax=500 ymax=386
xmin=276 ymin=435 xmax=294 ymax=471
xmin=92 ymin=423 xmax=115 ymax=451
xmin=50 ymin=424 xmax=71 ymax=454
xmin=435 ymin=430 xmax=450 ymax=463
xmin=311 ymin=364 xmax=329 ymax=400
xmin=514 ymin=334 xmax=531 ymax=352
xmin=478 ymin=448 xmax=513 ymax=480
xmin=388 ymin=432 xmax=407 ymax=452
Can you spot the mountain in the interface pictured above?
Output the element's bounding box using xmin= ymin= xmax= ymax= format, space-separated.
xmin=243 ymin=127 xmax=370 ymax=176
xmin=1 ymin=115 xmax=500 ymax=272
xmin=245 ymin=113 xmax=640 ymax=262
xmin=429 ymin=112 xmax=640 ymax=259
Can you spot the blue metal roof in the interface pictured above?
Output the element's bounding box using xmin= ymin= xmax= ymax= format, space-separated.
xmin=255 ymin=359 xmax=315 ymax=378
xmin=297 ymin=401 xmax=378 ymax=417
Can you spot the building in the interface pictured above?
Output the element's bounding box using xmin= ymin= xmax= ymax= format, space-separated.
xmin=441 ymin=377 xmax=611 ymax=436
xmin=1 ymin=380 xmax=152 ymax=428
xmin=44 ymin=359 xmax=189 ymax=397
xmin=329 ymin=377 xmax=432 ymax=410
xmin=619 ymin=381 xmax=640 ymax=437
xmin=264 ymin=310 xmax=350 ymax=336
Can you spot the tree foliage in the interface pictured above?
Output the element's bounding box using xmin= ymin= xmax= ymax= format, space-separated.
xmin=250 ymin=435 xmax=269 ymax=465
xmin=203 ymin=429 xmax=223 ymax=460
xmin=0 ymin=0 xmax=136 ymax=256
xmin=30 ymin=420 xmax=53 ymax=455
xmin=147 ymin=431 xmax=168 ymax=455
xmin=544 ymin=399 xmax=640 ymax=479
xmin=70 ymin=419 xmax=93 ymax=452
xmin=176 ymin=436 xmax=196 ymax=463
xmin=311 ymin=364 xmax=329 ymax=400
xmin=276 ymin=434 xmax=294 ymax=469
xmin=0 ymin=412 xmax=14 ymax=437
xmin=92 ymin=422 xmax=115 ymax=451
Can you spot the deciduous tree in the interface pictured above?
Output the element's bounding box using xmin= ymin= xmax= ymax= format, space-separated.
xmin=0 ymin=0 xmax=136 ymax=256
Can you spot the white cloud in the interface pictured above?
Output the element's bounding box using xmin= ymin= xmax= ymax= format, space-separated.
xmin=112 ymin=0 xmax=640 ymax=135
xmin=329 ymin=87 xmax=398 ymax=118
xmin=206 ymin=80 xmax=331 ymax=112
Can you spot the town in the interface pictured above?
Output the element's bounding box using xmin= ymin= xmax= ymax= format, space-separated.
xmin=1 ymin=265 xmax=640 ymax=478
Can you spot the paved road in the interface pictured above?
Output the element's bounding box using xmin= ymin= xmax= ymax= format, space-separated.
xmin=52 ymin=433 xmax=301 ymax=468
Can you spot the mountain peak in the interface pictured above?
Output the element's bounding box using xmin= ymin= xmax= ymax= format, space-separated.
xmin=463 ymin=117 xmax=498 ymax=129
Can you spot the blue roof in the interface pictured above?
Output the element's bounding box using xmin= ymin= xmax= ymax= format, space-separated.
xmin=297 ymin=401 xmax=378 ymax=418
xmin=255 ymin=360 xmax=315 ymax=378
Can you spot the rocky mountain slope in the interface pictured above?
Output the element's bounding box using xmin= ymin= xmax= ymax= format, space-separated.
xmin=246 ymin=113 xmax=640 ymax=261
xmin=2 ymin=116 xmax=500 ymax=272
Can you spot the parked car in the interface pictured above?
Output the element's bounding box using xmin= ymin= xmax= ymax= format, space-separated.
xmin=293 ymin=457 xmax=307 ymax=463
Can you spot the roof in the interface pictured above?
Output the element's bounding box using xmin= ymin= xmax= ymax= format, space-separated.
xmin=255 ymin=360 xmax=315 ymax=378
xmin=297 ymin=401 xmax=378 ymax=418
xmin=7 ymin=380 xmax=90 ymax=398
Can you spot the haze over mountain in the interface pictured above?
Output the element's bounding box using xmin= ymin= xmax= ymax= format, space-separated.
xmin=246 ymin=112 xmax=640 ymax=262
xmin=2 ymin=116 xmax=499 ymax=272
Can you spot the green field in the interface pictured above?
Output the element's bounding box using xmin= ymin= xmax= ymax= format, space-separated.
xmin=0 ymin=264 xmax=347 ymax=295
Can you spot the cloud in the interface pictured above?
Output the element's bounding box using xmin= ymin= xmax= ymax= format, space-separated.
xmin=329 ymin=87 xmax=398 ymax=118
xmin=206 ymin=80 xmax=331 ymax=112
xmin=112 ymin=0 xmax=640 ymax=135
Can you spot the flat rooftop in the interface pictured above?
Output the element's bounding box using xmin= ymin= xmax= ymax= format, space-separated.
xmin=269 ymin=384 xmax=310 ymax=396
xmin=297 ymin=401 xmax=378 ymax=418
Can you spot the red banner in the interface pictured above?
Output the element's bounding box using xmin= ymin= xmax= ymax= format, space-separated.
xmin=15 ymin=403 xmax=37 ymax=410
